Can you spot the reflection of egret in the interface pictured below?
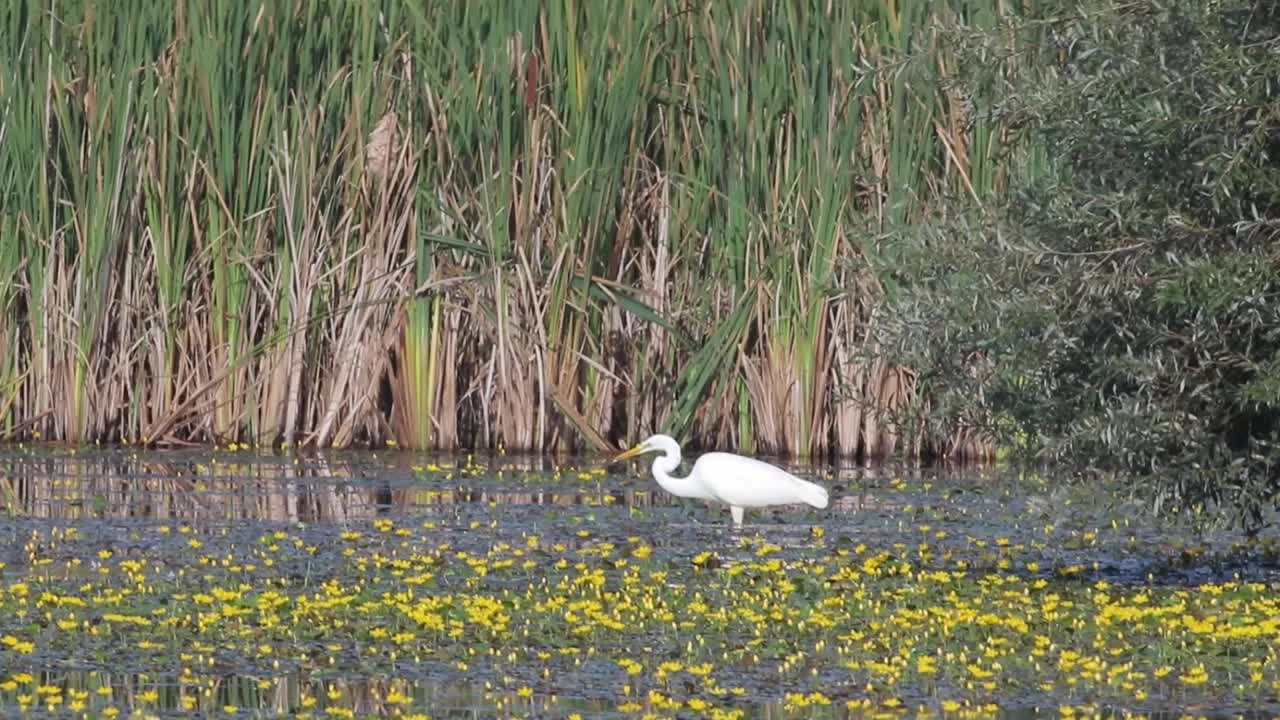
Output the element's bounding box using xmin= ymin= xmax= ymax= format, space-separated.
xmin=612 ymin=434 xmax=829 ymax=526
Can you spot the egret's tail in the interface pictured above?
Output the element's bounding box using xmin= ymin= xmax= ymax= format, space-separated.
xmin=800 ymin=479 xmax=829 ymax=509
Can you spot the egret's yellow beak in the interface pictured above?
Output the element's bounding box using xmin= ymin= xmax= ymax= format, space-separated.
xmin=612 ymin=442 xmax=650 ymax=463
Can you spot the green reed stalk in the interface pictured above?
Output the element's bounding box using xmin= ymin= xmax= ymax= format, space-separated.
xmin=47 ymin=6 xmax=153 ymax=440
xmin=183 ymin=2 xmax=270 ymax=439
xmin=1 ymin=4 xmax=52 ymax=438
xmin=0 ymin=219 xmax=18 ymax=433
xmin=544 ymin=0 xmax=658 ymax=448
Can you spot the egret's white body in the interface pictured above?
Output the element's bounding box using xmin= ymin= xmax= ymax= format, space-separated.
xmin=613 ymin=434 xmax=829 ymax=526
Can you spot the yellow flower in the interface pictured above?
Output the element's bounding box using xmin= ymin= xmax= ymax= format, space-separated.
xmin=1179 ymin=665 xmax=1208 ymax=685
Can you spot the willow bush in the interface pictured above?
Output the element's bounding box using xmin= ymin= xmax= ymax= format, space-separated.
xmin=875 ymin=0 xmax=1280 ymax=527
xmin=0 ymin=0 xmax=1028 ymax=456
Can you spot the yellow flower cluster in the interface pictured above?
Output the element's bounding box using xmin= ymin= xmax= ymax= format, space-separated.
xmin=0 ymin=513 xmax=1275 ymax=718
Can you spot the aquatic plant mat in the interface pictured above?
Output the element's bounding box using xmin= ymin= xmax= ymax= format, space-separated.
xmin=0 ymin=449 xmax=1277 ymax=718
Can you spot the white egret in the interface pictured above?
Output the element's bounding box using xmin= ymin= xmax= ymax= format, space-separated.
xmin=612 ymin=434 xmax=829 ymax=526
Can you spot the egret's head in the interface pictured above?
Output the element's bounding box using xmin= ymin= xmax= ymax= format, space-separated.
xmin=612 ymin=433 xmax=678 ymax=462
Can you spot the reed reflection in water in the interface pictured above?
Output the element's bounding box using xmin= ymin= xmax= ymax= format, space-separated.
xmin=0 ymin=669 xmax=636 ymax=717
xmin=0 ymin=449 xmax=715 ymax=524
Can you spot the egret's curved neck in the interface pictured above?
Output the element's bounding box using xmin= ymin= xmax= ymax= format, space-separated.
xmin=651 ymin=449 xmax=712 ymax=501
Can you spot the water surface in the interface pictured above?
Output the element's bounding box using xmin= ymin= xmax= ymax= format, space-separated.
xmin=0 ymin=447 xmax=1276 ymax=718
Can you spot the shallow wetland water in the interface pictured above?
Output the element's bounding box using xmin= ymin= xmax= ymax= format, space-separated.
xmin=0 ymin=446 xmax=1277 ymax=718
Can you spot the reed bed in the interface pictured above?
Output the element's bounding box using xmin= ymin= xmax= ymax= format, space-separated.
xmin=0 ymin=0 xmax=1030 ymax=457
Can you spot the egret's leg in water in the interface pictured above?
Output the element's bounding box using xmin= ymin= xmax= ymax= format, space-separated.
xmin=730 ymin=506 xmax=744 ymax=526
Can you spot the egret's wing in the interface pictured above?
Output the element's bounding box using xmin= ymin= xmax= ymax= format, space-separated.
xmin=693 ymin=453 xmax=828 ymax=508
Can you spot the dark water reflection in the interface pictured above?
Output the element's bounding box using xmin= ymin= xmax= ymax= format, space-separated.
xmin=0 ymin=670 xmax=632 ymax=719
xmin=2 ymin=447 xmax=684 ymax=523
